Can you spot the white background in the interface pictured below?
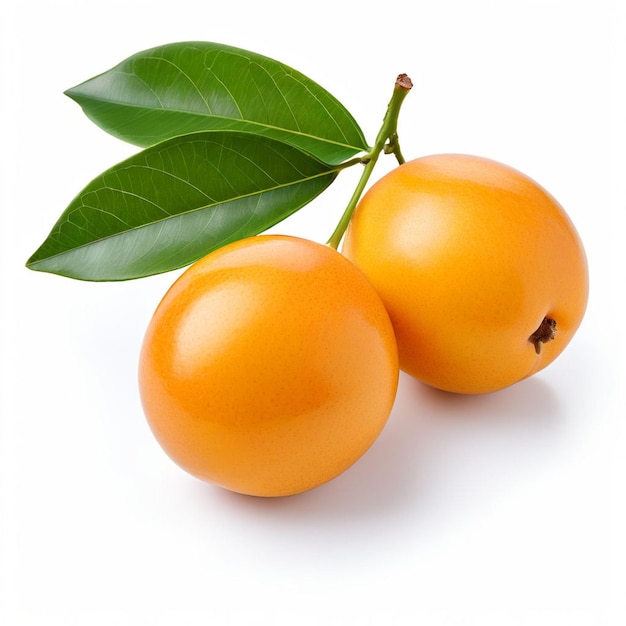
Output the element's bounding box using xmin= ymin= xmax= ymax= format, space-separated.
xmin=1 ymin=1 xmax=624 ymax=624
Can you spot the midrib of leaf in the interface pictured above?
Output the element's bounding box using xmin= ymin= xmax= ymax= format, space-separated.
xmin=30 ymin=167 xmax=338 ymax=265
xmin=71 ymin=90 xmax=369 ymax=154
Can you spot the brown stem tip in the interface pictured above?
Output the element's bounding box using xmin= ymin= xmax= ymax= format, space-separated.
xmin=396 ymin=74 xmax=413 ymax=90
xmin=529 ymin=318 xmax=557 ymax=355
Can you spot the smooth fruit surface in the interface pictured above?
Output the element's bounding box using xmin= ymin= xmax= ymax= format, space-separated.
xmin=138 ymin=235 xmax=399 ymax=496
xmin=343 ymin=154 xmax=588 ymax=394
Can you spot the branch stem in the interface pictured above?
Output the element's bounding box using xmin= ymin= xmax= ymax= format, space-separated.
xmin=327 ymin=74 xmax=412 ymax=249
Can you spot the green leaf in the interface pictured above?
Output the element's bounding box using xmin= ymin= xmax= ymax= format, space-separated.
xmin=26 ymin=132 xmax=339 ymax=281
xmin=65 ymin=41 xmax=369 ymax=164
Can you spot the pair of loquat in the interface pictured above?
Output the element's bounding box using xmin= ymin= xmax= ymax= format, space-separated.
xmin=139 ymin=154 xmax=588 ymax=497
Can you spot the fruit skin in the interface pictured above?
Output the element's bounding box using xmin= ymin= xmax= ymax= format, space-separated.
xmin=138 ymin=235 xmax=399 ymax=497
xmin=343 ymin=154 xmax=589 ymax=394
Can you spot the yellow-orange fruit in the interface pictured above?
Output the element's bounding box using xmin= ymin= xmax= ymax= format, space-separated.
xmin=343 ymin=154 xmax=588 ymax=394
xmin=138 ymin=235 xmax=398 ymax=496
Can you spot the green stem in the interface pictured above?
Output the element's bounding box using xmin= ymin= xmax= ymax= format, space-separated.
xmin=327 ymin=73 xmax=413 ymax=249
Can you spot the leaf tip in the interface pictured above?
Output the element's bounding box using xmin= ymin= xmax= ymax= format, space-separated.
xmin=25 ymin=250 xmax=42 ymax=272
xmin=63 ymin=85 xmax=79 ymax=102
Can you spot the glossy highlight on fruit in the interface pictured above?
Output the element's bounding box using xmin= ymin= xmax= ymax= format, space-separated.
xmin=138 ymin=235 xmax=399 ymax=496
xmin=343 ymin=154 xmax=589 ymax=394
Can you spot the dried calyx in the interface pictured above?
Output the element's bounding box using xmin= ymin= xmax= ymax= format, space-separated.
xmin=529 ymin=317 xmax=557 ymax=354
